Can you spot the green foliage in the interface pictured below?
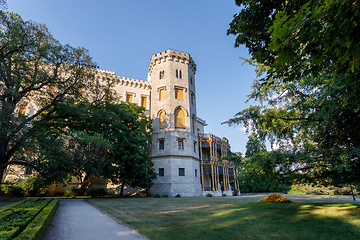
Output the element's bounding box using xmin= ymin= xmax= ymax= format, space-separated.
xmin=13 ymin=199 xmax=59 ymax=240
xmin=287 ymin=186 xmax=304 ymax=195
xmin=174 ymin=194 xmax=181 ymax=198
xmin=63 ymin=187 xmax=86 ymax=198
xmin=206 ymin=193 xmax=213 ymax=197
xmin=1 ymin=175 xmax=48 ymax=197
xmin=86 ymin=188 xmax=107 ymax=198
xmin=0 ymin=10 xmax=112 ymax=188
xmin=233 ymin=189 xmax=239 ymax=196
xmin=227 ymin=0 xmax=360 ymax=185
xmin=161 ymin=195 xmax=169 ymax=198
xmin=153 ymin=194 xmax=161 ymax=198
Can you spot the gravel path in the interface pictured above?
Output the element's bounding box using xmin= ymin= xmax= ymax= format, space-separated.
xmin=43 ymin=199 xmax=148 ymax=240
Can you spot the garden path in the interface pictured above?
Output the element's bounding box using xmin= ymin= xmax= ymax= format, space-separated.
xmin=43 ymin=199 xmax=148 ymax=240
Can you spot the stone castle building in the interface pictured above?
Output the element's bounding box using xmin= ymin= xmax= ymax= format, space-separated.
xmin=4 ymin=49 xmax=239 ymax=197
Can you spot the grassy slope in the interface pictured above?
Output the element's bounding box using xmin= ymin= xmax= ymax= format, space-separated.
xmin=88 ymin=196 xmax=360 ymax=240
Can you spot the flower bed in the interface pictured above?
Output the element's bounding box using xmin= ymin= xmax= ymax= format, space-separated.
xmin=261 ymin=194 xmax=292 ymax=203
xmin=0 ymin=198 xmax=59 ymax=240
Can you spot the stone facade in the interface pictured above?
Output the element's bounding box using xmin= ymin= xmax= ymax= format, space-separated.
xmin=3 ymin=49 xmax=238 ymax=197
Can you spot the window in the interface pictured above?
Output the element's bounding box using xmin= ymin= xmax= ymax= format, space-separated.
xmin=178 ymin=139 xmax=184 ymax=150
xmin=18 ymin=103 xmax=28 ymax=116
xmin=191 ymin=93 xmax=195 ymax=105
xmin=159 ymin=111 xmax=165 ymax=129
xmin=194 ymin=141 xmax=197 ymax=153
xmin=159 ymin=88 xmax=165 ymax=100
xmin=179 ymin=168 xmax=185 ymax=176
xmin=192 ymin=115 xmax=195 ymax=133
xmin=141 ymin=96 xmax=147 ymax=108
xmin=190 ymin=77 xmax=193 ymax=85
xmin=126 ymin=93 xmax=133 ymax=103
xmin=49 ymin=83 xmax=56 ymax=92
xmin=179 ymin=70 xmax=182 ymax=79
xmin=159 ymin=168 xmax=164 ymax=177
xmin=159 ymin=139 xmax=165 ymax=150
xmin=176 ymin=70 xmax=178 ymax=78
xmin=175 ymin=88 xmax=184 ymax=100
xmin=25 ymin=167 xmax=32 ymax=175
xmin=159 ymin=70 xmax=165 ymax=79
xmin=175 ymin=108 xmax=185 ymax=129
xmin=195 ymin=169 xmax=197 ymax=177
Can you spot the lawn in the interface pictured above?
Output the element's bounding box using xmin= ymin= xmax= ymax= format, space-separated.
xmin=87 ymin=195 xmax=360 ymax=240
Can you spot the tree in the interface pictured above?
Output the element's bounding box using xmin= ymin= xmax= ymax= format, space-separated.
xmin=0 ymin=11 xmax=111 ymax=186
xmin=226 ymin=1 xmax=360 ymax=184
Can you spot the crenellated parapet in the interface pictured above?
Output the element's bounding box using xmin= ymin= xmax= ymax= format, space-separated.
xmin=148 ymin=49 xmax=197 ymax=76
xmin=95 ymin=69 xmax=151 ymax=90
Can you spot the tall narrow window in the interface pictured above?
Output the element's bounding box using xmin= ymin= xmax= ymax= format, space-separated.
xmin=179 ymin=168 xmax=185 ymax=176
xmin=179 ymin=70 xmax=182 ymax=79
xmin=141 ymin=96 xmax=147 ymax=108
xmin=159 ymin=88 xmax=165 ymax=100
xmin=175 ymin=108 xmax=185 ymax=129
xmin=159 ymin=70 xmax=165 ymax=79
xmin=176 ymin=70 xmax=178 ymax=78
xmin=126 ymin=93 xmax=133 ymax=103
xmin=19 ymin=103 xmax=28 ymax=116
xmin=175 ymin=88 xmax=184 ymax=100
xmin=191 ymin=93 xmax=195 ymax=105
xmin=195 ymin=169 xmax=198 ymax=177
xmin=178 ymin=139 xmax=184 ymax=150
xmin=194 ymin=141 xmax=197 ymax=153
xmin=159 ymin=111 xmax=165 ymax=129
xmin=159 ymin=168 xmax=164 ymax=176
xmin=192 ymin=115 xmax=195 ymax=133
xmin=159 ymin=139 xmax=165 ymax=150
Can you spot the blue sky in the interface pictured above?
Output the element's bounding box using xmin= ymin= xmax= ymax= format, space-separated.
xmin=8 ymin=0 xmax=256 ymax=153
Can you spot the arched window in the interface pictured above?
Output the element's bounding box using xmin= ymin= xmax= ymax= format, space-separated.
xmin=175 ymin=108 xmax=185 ymax=129
xmin=176 ymin=70 xmax=178 ymax=78
xmin=179 ymin=70 xmax=182 ymax=79
xmin=159 ymin=111 xmax=165 ymax=129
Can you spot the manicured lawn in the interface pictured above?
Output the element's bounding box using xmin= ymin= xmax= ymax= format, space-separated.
xmin=88 ymin=195 xmax=360 ymax=240
xmin=0 ymin=197 xmax=23 ymax=209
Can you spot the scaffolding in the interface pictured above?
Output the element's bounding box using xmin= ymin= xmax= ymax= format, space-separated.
xmin=198 ymin=133 xmax=239 ymax=192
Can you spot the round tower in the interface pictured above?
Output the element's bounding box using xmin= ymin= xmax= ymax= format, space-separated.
xmin=148 ymin=49 xmax=202 ymax=197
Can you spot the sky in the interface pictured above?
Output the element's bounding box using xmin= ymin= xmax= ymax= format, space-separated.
xmin=7 ymin=0 xmax=257 ymax=153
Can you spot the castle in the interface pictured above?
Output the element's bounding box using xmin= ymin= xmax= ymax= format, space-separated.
xmin=4 ymin=49 xmax=239 ymax=197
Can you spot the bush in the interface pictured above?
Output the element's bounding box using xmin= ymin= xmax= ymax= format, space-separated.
xmin=153 ymin=194 xmax=161 ymax=198
xmin=261 ymin=194 xmax=291 ymax=203
xmin=174 ymin=194 xmax=181 ymax=198
xmin=19 ymin=174 xmax=48 ymax=197
xmin=1 ymin=174 xmax=48 ymax=197
xmin=64 ymin=187 xmax=86 ymax=197
xmin=206 ymin=193 xmax=213 ymax=197
xmin=86 ymin=188 xmax=107 ymax=197
xmin=1 ymin=184 xmax=24 ymax=197
xmin=287 ymin=186 xmax=304 ymax=194
xmin=162 ymin=194 xmax=169 ymax=198
xmin=233 ymin=189 xmax=239 ymax=196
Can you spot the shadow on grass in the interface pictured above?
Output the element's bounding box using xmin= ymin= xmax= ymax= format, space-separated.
xmin=88 ymin=198 xmax=360 ymax=240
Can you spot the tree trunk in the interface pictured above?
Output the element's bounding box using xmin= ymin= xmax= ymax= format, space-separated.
xmin=0 ymin=165 xmax=7 ymax=196
xmin=120 ymin=183 xmax=124 ymax=196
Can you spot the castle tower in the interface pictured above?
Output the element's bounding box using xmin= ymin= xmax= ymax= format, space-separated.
xmin=148 ymin=49 xmax=202 ymax=196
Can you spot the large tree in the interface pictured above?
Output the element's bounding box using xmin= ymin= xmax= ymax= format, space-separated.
xmin=226 ymin=0 xmax=360 ymax=184
xmin=0 ymin=11 xmax=111 ymax=185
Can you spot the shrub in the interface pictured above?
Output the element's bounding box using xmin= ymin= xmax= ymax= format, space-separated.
xmin=64 ymin=187 xmax=86 ymax=197
xmin=86 ymin=188 xmax=107 ymax=197
xmin=1 ymin=184 xmax=24 ymax=197
xmin=261 ymin=194 xmax=292 ymax=203
xmin=206 ymin=193 xmax=213 ymax=197
xmin=19 ymin=174 xmax=48 ymax=197
xmin=233 ymin=189 xmax=239 ymax=196
xmin=174 ymin=194 xmax=181 ymax=198
xmin=287 ymin=186 xmax=304 ymax=194
xmin=153 ymin=194 xmax=161 ymax=198
xmin=162 ymin=194 xmax=169 ymax=198
xmin=222 ymin=194 xmax=226 ymax=197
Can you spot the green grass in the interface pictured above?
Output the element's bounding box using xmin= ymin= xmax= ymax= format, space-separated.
xmin=87 ymin=195 xmax=360 ymax=240
xmin=0 ymin=197 xmax=23 ymax=209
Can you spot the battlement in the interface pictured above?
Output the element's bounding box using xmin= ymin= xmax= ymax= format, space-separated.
xmin=148 ymin=49 xmax=197 ymax=75
xmin=95 ymin=69 xmax=151 ymax=90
